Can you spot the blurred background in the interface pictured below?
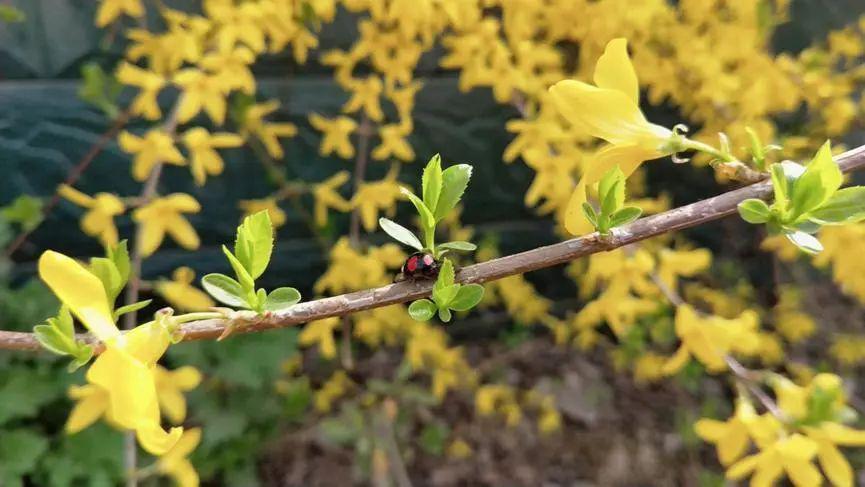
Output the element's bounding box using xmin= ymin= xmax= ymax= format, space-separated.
xmin=2 ymin=0 xmax=865 ymax=485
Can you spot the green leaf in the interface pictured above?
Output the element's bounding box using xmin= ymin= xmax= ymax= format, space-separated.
xmin=598 ymin=167 xmax=625 ymax=215
xmin=785 ymin=230 xmax=823 ymax=254
xmin=235 ymin=210 xmax=274 ymax=280
xmin=449 ymin=284 xmax=485 ymax=311
xmin=408 ymin=299 xmax=436 ymax=321
xmin=379 ymin=218 xmax=424 ymax=251
xmin=68 ymin=345 xmax=94 ymax=372
xmin=419 ymin=423 xmax=450 ymax=456
xmin=808 ymin=187 xmax=865 ymax=225
xmin=0 ymin=195 xmax=43 ymax=231
xmin=436 ymin=259 xmax=455 ymax=288
xmin=222 ymin=245 xmax=255 ymax=291
xmin=437 ymin=307 xmax=453 ymax=322
xmin=609 ymin=206 xmax=642 ymax=228
xmin=78 ymin=63 xmax=121 ymax=118
xmin=53 ymin=305 xmax=75 ymax=338
xmin=737 ymin=199 xmax=772 ymax=224
xmin=0 ymin=5 xmax=25 ymax=23
xmin=255 ymin=288 xmax=267 ymax=310
xmin=790 ymin=141 xmax=842 ymax=218
xmin=745 ymin=127 xmax=765 ymax=170
xmin=33 ymin=324 xmax=73 ymax=355
xmin=422 ymin=154 xmax=443 ymax=214
xmin=433 ymin=283 xmax=460 ymax=308
xmin=264 ymin=287 xmax=302 ymax=312
xmin=435 ymin=164 xmax=472 ymax=221
xmin=113 ymin=299 xmax=152 ymax=320
xmin=201 ymin=273 xmax=248 ymax=308
xmin=581 ymin=202 xmax=598 ymax=228
xmin=770 ymin=163 xmax=790 ymax=209
xmin=400 ymin=188 xmax=436 ymax=233
xmin=0 ymin=429 xmax=48 ymax=476
xmin=436 ymin=241 xmax=477 ymax=253
xmin=107 ymin=240 xmax=131 ymax=285
xmin=89 ymin=257 xmax=122 ymax=302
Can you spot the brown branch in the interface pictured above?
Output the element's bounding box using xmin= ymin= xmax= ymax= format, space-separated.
xmin=2 ymin=144 xmax=865 ymax=352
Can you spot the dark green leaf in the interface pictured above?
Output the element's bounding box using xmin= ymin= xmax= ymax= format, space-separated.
xmin=409 ymin=299 xmax=436 ymax=321
xmin=264 ymin=287 xmax=302 ymax=312
xmin=0 ymin=429 xmax=48 ymax=476
xmin=609 ymin=206 xmax=642 ymax=228
xmin=808 ymin=187 xmax=865 ymax=225
xmin=435 ymin=164 xmax=472 ymax=221
xmin=422 ymin=154 xmax=443 ymax=214
xmin=379 ymin=218 xmax=423 ymax=251
xmin=201 ymin=273 xmax=248 ymax=308
xmin=449 ymin=284 xmax=485 ymax=311
xmin=737 ymin=199 xmax=771 ymax=224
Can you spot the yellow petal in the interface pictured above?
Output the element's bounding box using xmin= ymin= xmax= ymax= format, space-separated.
xmin=65 ymin=385 xmax=109 ymax=434
xmin=136 ymin=423 xmax=183 ymax=456
xmin=58 ymin=185 xmax=94 ymax=207
xmin=661 ymin=345 xmax=691 ymax=375
xmin=158 ymin=386 xmax=187 ymax=424
xmin=123 ymin=322 xmax=171 ymax=365
xmin=166 ymin=459 xmax=199 ymax=487
xmin=726 ymin=453 xmax=759 ymax=480
xmin=815 ymin=440 xmax=852 ymax=487
xmin=86 ymin=347 xmax=159 ymax=431
xmin=167 ymin=216 xmax=201 ymax=250
xmin=171 ymin=366 xmax=203 ymax=390
xmin=38 ymin=251 xmax=119 ymax=342
xmin=694 ymin=419 xmax=727 ymax=441
xmin=593 ymin=38 xmax=639 ymax=105
xmin=750 ymin=454 xmax=784 ymax=487
xmin=137 ymin=220 xmax=166 ymax=257
xmin=822 ymin=423 xmax=865 ymax=446
xmin=549 ymin=80 xmax=669 ymax=147
xmin=584 ymin=144 xmax=654 ymax=185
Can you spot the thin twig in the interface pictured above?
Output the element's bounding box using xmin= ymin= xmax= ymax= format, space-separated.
xmin=2 ymin=143 xmax=865 ymax=351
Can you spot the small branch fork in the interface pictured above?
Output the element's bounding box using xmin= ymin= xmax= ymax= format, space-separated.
xmin=2 ymin=144 xmax=865 ymax=352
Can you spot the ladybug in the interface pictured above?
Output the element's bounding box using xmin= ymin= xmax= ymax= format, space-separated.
xmin=395 ymin=252 xmax=440 ymax=282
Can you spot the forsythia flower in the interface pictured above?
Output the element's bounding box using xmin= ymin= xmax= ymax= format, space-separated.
xmin=315 ymin=239 xmax=404 ymax=293
xmin=156 ymin=428 xmax=201 ymax=487
xmin=174 ymin=69 xmax=229 ymax=124
xmin=663 ymin=305 xmax=760 ymax=374
xmin=241 ymin=100 xmax=298 ymax=159
xmin=299 ymin=317 xmax=340 ymax=359
xmin=372 ymin=122 xmax=415 ymax=162
xmin=39 ymin=251 xmax=182 ymax=454
xmin=352 ymin=167 xmax=403 ymax=231
xmin=155 ymin=267 xmax=214 ymax=312
xmin=239 ymin=198 xmax=287 ymax=228
xmin=549 ymin=38 xmax=675 ymax=236
xmin=309 ymin=114 xmax=357 ymax=159
xmin=154 ymin=365 xmax=202 ymax=424
xmin=314 ymin=370 xmax=352 ymax=412
xmin=57 ymin=185 xmax=125 ymax=247
xmin=181 ymin=128 xmax=243 ymax=185
xmin=96 ymin=0 xmax=143 ymax=27
xmin=312 ymin=171 xmax=354 ymax=227
xmin=342 ymin=76 xmax=384 ymax=121
xmin=133 ymin=194 xmax=201 ymax=257
xmin=116 ymin=62 xmax=165 ymax=120
xmin=695 ymin=397 xmax=757 ymax=465
xmin=119 ymin=129 xmax=185 ymax=182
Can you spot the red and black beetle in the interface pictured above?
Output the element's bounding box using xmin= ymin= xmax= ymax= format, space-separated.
xmin=394 ymin=251 xmax=440 ymax=282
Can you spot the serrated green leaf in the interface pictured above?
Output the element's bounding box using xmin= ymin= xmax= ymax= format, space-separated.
xmin=436 ymin=241 xmax=476 ymax=253
xmin=379 ymin=218 xmax=424 ymax=251
xmin=738 ymin=199 xmax=771 ymax=224
xmin=201 ymin=273 xmax=248 ymax=308
xmin=598 ymin=167 xmax=625 ymax=215
xmin=113 ymin=299 xmax=152 ymax=320
xmin=609 ymin=206 xmax=642 ymax=228
xmin=435 ymin=164 xmax=472 ymax=221
xmin=409 ymin=299 xmax=437 ymax=321
xmin=422 ymin=154 xmax=443 ymax=214
xmin=235 ymin=210 xmax=274 ymax=280
xmin=400 ymin=188 xmax=435 ymax=233
xmin=785 ymin=230 xmax=823 ymax=254
xmin=449 ymin=284 xmax=484 ymax=311
xmin=790 ymin=141 xmax=842 ymax=218
xmin=808 ymin=186 xmax=865 ymax=225
xmin=88 ymin=257 xmax=122 ymax=303
xmin=222 ymin=245 xmax=255 ymax=291
xmin=264 ymin=287 xmax=301 ymax=312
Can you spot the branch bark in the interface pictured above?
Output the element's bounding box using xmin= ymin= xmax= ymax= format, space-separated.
xmin=2 ymin=144 xmax=865 ymax=352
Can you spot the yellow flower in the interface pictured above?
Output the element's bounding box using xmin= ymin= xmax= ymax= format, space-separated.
xmin=447 ymin=439 xmax=473 ymax=459
xmin=39 ymin=251 xmax=182 ymax=454
xmin=726 ymin=433 xmax=822 ymax=487
xmin=312 ymin=171 xmax=353 ymax=227
xmin=157 ymin=428 xmax=202 ymax=487
xmin=239 ymin=198 xmax=287 ymax=228
xmin=299 ymin=317 xmax=340 ymax=359
xmin=352 ymin=167 xmax=403 ymax=231
xmin=342 ymin=76 xmax=384 ymax=121
xmin=241 ymin=100 xmax=297 ymax=159
xmin=155 ymin=267 xmax=215 ymax=312
xmin=372 ymin=123 xmax=415 ymax=162
xmin=154 ymin=365 xmax=202 ymax=424
xmin=58 ymin=185 xmax=125 ymax=247
xmin=65 ymin=384 xmax=111 ymax=434
xmin=174 ymin=69 xmax=229 ymax=124
xmin=313 ymin=370 xmax=352 ymax=412
xmin=96 ymin=0 xmax=143 ymax=27
xmin=663 ymin=305 xmax=760 ymax=375
xmin=119 ymin=129 xmax=186 ymax=182
xmin=181 ymin=128 xmax=244 ymax=185
xmin=116 ymin=62 xmax=165 ymax=120
xmin=309 ymin=114 xmax=357 ymax=159
xmin=201 ymin=46 xmax=256 ymax=94
xmin=695 ymin=398 xmax=757 ymax=466
xmin=549 ymin=38 xmax=674 ymax=236
xmin=133 ymin=194 xmax=201 ymax=257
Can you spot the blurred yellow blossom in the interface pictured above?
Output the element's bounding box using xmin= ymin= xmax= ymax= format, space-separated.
xmin=174 ymin=69 xmax=228 ymax=124
xmin=312 ymin=171 xmax=353 ymax=227
xmin=96 ymin=0 xmax=143 ymax=27
xmin=154 ymin=365 xmax=202 ymax=424
xmin=239 ymin=198 xmax=286 ymax=228
xmin=241 ymin=100 xmax=298 ymax=159
xmin=155 ymin=267 xmax=214 ymax=312
xmin=181 ymin=128 xmax=243 ymax=185
xmin=352 ymin=167 xmax=403 ymax=231
xmin=156 ymin=427 xmax=201 ymax=487
xmin=57 ymin=185 xmax=125 ymax=247
xmin=663 ymin=305 xmax=760 ymax=375
xmin=133 ymin=194 xmax=201 ymax=257
xmin=119 ymin=129 xmax=186 ymax=182
xmin=116 ymin=62 xmax=165 ymax=120
xmin=372 ymin=123 xmax=414 ymax=162
xmin=299 ymin=317 xmax=340 ymax=359
xmin=309 ymin=114 xmax=357 ymax=159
